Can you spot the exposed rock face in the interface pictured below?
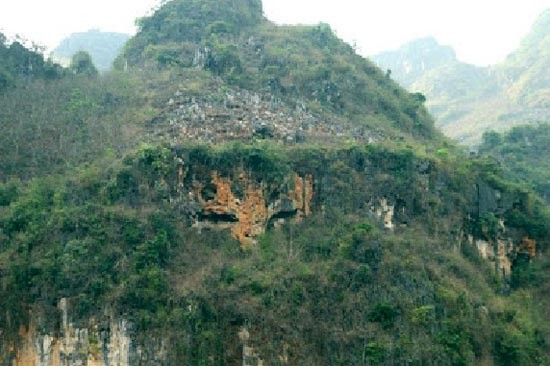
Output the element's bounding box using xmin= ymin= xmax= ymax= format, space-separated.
xmin=472 ymin=238 xmax=513 ymax=279
xmin=238 ymin=327 xmax=264 ymax=366
xmin=5 ymin=299 xmax=159 ymax=366
xmin=496 ymin=238 xmax=514 ymax=279
xmin=195 ymin=171 xmax=314 ymax=247
xmin=376 ymin=198 xmax=395 ymax=230
xmin=465 ymin=181 xmax=534 ymax=280
xmin=518 ymin=237 xmax=536 ymax=259
xmin=471 ymin=225 xmax=537 ymax=281
xmin=475 ymin=239 xmax=491 ymax=260
xmin=152 ymin=88 xmax=383 ymax=144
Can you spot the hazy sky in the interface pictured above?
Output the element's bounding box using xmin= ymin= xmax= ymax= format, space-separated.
xmin=0 ymin=0 xmax=549 ymax=65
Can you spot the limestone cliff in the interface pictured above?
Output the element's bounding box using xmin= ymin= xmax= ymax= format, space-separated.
xmin=194 ymin=171 xmax=313 ymax=247
xmin=2 ymin=144 xmax=548 ymax=365
xmin=4 ymin=299 xmax=135 ymax=366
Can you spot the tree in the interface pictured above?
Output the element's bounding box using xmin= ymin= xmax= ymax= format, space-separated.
xmin=70 ymin=51 xmax=98 ymax=77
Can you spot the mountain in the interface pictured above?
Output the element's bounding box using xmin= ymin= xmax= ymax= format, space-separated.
xmin=371 ymin=37 xmax=457 ymax=88
xmin=51 ymin=29 xmax=130 ymax=71
xmin=116 ymin=0 xmax=437 ymax=143
xmin=372 ymin=10 xmax=550 ymax=145
xmin=1 ymin=1 xmax=549 ymax=365
xmin=497 ymin=10 xmax=550 ymax=109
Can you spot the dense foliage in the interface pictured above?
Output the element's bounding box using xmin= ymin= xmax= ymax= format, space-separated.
xmin=479 ymin=123 xmax=550 ymax=203
xmin=119 ymin=0 xmax=437 ymax=140
xmin=0 ymin=32 xmax=64 ymax=91
xmin=1 ymin=143 xmax=549 ymax=365
xmin=0 ymin=1 xmax=549 ymax=365
xmin=0 ymin=69 xmax=150 ymax=180
xmin=69 ymin=51 xmax=99 ymax=77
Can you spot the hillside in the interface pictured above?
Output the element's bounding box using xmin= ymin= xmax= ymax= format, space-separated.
xmin=117 ymin=0 xmax=437 ymax=144
xmin=372 ymin=10 xmax=550 ymax=145
xmin=497 ymin=10 xmax=550 ymax=109
xmin=51 ymin=30 xmax=130 ymax=71
xmin=479 ymin=123 xmax=550 ymax=203
xmin=1 ymin=1 xmax=550 ymax=365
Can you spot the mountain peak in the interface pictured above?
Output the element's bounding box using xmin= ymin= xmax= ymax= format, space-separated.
xmin=371 ymin=37 xmax=456 ymax=87
xmin=119 ymin=0 xmax=437 ymax=144
xmin=403 ymin=37 xmax=445 ymax=50
xmin=136 ymin=0 xmax=264 ymax=41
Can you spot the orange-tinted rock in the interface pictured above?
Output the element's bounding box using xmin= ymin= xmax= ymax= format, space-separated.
xmin=198 ymin=172 xmax=313 ymax=247
xmin=518 ymin=237 xmax=536 ymax=258
xmin=202 ymin=172 xmax=240 ymax=216
xmin=232 ymin=184 xmax=268 ymax=247
xmin=15 ymin=325 xmax=37 ymax=366
xmin=289 ymin=175 xmax=304 ymax=215
xmin=304 ymin=174 xmax=314 ymax=217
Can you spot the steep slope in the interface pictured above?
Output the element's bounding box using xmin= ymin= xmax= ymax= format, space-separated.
xmin=372 ymin=10 xmax=550 ymax=145
xmin=117 ymin=0 xmax=438 ymax=144
xmin=410 ymin=63 xmax=502 ymax=142
xmin=51 ymin=30 xmax=131 ymax=71
xmin=1 ymin=143 xmax=549 ymax=365
xmin=497 ymin=10 xmax=550 ymax=108
xmin=0 ymin=35 xmax=152 ymax=181
xmin=449 ymin=9 xmax=550 ymax=143
xmin=0 ymin=1 xmax=549 ymax=365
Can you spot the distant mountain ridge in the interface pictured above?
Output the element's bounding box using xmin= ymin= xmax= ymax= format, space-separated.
xmin=372 ymin=10 xmax=550 ymax=145
xmin=52 ymin=29 xmax=130 ymax=71
xmin=371 ymin=37 xmax=457 ymax=88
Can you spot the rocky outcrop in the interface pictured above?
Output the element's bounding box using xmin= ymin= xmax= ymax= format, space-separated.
xmin=151 ymin=88 xmax=383 ymax=144
xmin=238 ymin=327 xmax=264 ymax=366
xmin=469 ymin=222 xmax=537 ymax=280
xmin=518 ymin=237 xmax=536 ymax=259
xmin=5 ymin=299 xmax=164 ymax=366
xmin=194 ymin=172 xmax=313 ymax=247
xmin=376 ymin=198 xmax=395 ymax=230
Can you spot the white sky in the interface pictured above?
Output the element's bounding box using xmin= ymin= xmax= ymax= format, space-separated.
xmin=0 ymin=0 xmax=549 ymax=66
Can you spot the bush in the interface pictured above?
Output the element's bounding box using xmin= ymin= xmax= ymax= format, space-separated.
xmin=364 ymin=341 xmax=386 ymax=364
xmin=368 ymin=303 xmax=399 ymax=329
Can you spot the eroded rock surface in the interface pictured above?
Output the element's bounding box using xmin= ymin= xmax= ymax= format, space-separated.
xmin=151 ymin=88 xmax=383 ymax=144
xmin=194 ymin=172 xmax=313 ymax=247
xmin=8 ymin=299 xmax=133 ymax=366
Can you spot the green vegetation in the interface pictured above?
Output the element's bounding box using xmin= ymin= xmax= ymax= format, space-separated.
xmin=372 ymin=9 xmax=550 ymax=145
xmin=119 ymin=0 xmax=437 ymax=141
xmin=0 ymin=32 xmax=64 ymax=92
xmin=1 ymin=143 xmax=549 ymax=365
xmin=69 ymin=51 xmax=99 ymax=77
xmin=0 ymin=69 xmax=150 ymax=180
xmin=0 ymin=1 xmax=549 ymax=365
xmin=479 ymin=123 xmax=550 ymax=203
